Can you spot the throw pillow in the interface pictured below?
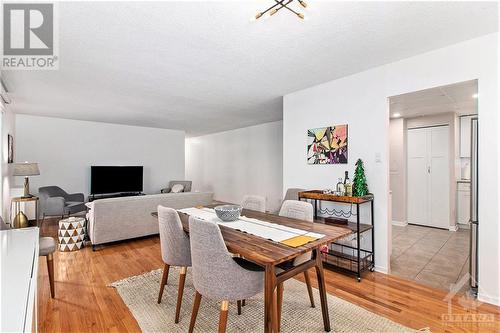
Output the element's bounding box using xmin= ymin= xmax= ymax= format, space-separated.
xmin=171 ymin=184 xmax=185 ymax=193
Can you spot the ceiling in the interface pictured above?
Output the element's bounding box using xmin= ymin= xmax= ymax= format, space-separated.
xmin=389 ymin=80 xmax=478 ymax=119
xmin=2 ymin=1 xmax=497 ymax=136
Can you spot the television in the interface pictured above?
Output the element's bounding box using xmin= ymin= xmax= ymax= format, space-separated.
xmin=90 ymin=166 xmax=143 ymax=195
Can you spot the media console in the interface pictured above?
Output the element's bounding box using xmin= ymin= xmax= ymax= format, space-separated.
xmin=88 ymin=192 xmax=144 ymax=202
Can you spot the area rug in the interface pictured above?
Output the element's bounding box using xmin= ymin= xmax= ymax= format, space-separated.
xmin=110 ymin=268 xmax=430 ymax=333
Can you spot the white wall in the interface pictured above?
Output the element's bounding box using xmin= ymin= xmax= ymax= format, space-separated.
xmin=186 ymin=121 xmax=283 ymax=212
xmin=283 ymin=33 xmax=498 ymax=305
xmin=15 ymin=115 xmax=185 ymax=197
xmin=1 ymin=107 xmax=15 ymax=221
xmin=389 ymin=118 xmax=406 ymax=224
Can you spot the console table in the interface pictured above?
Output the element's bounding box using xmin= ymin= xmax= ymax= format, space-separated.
xmin=0 ymin=228 xmax=39 ymax=332
xmin=298 ymin=190 xmax=374 ymax=281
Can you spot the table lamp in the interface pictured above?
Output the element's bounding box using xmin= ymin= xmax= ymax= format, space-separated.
xmin=13 ymin=162 xmax=40 ymax=198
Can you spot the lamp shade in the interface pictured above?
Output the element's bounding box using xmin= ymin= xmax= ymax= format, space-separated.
xmin=13 ymin=162 xmax=40 ymax=176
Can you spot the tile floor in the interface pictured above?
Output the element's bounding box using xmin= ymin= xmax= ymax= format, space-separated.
xmin=390 ymin=224 xmax=470 ymax=292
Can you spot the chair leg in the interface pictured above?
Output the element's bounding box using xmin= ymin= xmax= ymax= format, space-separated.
xmin=188 ymin=291 xmax=202 ymax=333
xmin=242 ymin=299 xmax=246 ymax=306
xmin=157 ymin=264 xmax=170 ymax=303
xmin=277 ymin=283 xmax=284 ymax=332
xmin=304 ymin=270 xmax=315 ymax=308
xmin=46 ymin=253 xmax=55 ymax=298
xmin=175 ymin=267 xmax=187 ymax=323
xmin=237 ymin=300 xmax=242 ymax=315
xmin=218 ymin=300 xmax=229 ymax=333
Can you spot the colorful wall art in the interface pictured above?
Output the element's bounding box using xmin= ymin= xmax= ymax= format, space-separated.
xmin=307 ymin=125 xmax=348 ymax=164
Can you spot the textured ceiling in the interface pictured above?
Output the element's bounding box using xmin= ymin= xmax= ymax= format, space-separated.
xmin=390 ymin=80 xmax=478 ymax=119
xmin=2 ymin=1 xmax=497 ymax=136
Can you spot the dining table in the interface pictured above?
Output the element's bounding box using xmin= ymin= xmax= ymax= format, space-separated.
xmin=152 ymin=204 xmax=352 ymax=333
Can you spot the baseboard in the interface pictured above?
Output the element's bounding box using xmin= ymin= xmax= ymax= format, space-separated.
xmin=478 ymin=292 xmax=500 ymax=306
xmin=392 ymin=220 xmax=408 ymax=227
xmin=374 ymin=265 xmax=388 ymax=274
xmin=448 ymin=225 xmax=459 ymax=232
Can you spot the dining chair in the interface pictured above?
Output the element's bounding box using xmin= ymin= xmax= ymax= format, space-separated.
xmin=157 ymin=205 xmax=192 ymax=324
xmin=277 ymin=200 xmax=315 ymax=328
xmin=241 ymin=195 xmax=266 ymax=213
xmin=283 ymin=188 xmax=305 ymax=201
xmin=39 ymin=237 xmax=56 ymax=298
xmin=188 ymin=216 xmax=264 ymax=333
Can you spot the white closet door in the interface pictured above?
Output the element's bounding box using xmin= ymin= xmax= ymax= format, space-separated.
xmin=407 ymin=126 xmax=450 ymax=229
xmin=429 ymin=126 xmax=450 ymax=228
xmin=407 ymin=128 xmax=428 ymax=225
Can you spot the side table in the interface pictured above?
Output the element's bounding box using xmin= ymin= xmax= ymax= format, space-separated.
xmin=10 ymin=196 xmax=39 ymax=228
xmin=58 ymin=217 xmax=86 ymax=251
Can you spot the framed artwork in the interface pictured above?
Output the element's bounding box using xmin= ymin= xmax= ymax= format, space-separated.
xmin=307 ymin=124 xmax=348 ymax=164
xmin=7 ymin=134 xmax=13 ymax=163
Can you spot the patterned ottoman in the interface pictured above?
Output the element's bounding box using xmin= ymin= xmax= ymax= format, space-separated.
xmin=58 ymin=217 xmax=85 ymax=251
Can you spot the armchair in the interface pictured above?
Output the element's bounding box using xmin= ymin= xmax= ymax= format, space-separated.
xmin=38 ymin=186 xmax=86 ymax=219
xmin=160 ymin=181 xmax=192 ymax=194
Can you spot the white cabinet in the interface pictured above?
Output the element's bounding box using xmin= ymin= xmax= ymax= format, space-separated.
xmin=0 ymin=228 xmax=39 ymax=333
xmin=407 ymin=126 xmax=450 ymax=229
xmin=460 ymin=116 xmax=475 ymax=157
xmin=457 ymin=182 xmax=471 ymax=225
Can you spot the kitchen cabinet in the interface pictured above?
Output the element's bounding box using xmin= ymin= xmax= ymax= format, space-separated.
xmin=457 ymin=181 xmax=471 ymax=225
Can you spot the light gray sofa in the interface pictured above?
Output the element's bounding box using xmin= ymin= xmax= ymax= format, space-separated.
xmin=87 ymin=192 xmax=213 ymax=248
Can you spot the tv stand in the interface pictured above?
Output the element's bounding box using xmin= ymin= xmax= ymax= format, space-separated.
xmin=89 ymin=192 xmax=144 ymax=202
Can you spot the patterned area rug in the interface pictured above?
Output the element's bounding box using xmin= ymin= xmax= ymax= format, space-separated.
xmin=111 ymin=268 xmax=430 ymax=333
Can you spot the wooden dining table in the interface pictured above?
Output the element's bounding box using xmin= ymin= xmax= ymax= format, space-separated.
xmin=152 ymin=204 xmax=351 ymax=332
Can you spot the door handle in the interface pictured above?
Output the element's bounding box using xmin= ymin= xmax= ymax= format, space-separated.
xmin=427 ymin=166 xmax=431 ymax=174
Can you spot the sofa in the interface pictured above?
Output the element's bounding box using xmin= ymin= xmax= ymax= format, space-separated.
xmin=87 ymin=191 xmax=213 ymax=247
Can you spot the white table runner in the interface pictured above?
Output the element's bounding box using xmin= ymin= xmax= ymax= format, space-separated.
xmin=178 ymin=207 xmax=324 ymax=242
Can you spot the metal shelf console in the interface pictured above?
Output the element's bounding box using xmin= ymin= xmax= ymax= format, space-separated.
xmin=298 ymin=190 xmax=375 ymax=281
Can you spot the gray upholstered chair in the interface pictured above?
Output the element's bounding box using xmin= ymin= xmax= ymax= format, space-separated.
xmin=161 ymin=181 xmax=192 ymax=193
xmin=39 ymin=186 xmax=86 ymax=220
xmin=241 ymin=195 xmax=266 ymax=213
xmin=39 ymin=237 xmax=56 ymax=298
xmin=277 ymin=200 xmax=315 ymax=328
xmin=157 ymin=205 xmax=192 ymax=323
xmin=0 ymin=216 xmax=9 ymax=230
xmin=188 ymin=217 xmax=264 ymax=333
xmin=283 ymin=188 xmax=305 ymax=201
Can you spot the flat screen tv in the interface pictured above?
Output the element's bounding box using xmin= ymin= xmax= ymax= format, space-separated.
xmin=90 ymin=166 xmax=143 ymax=195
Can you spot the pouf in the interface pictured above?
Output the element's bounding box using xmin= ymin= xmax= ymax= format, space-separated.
xmin=58 ymin=217 xmax=86 ymax=252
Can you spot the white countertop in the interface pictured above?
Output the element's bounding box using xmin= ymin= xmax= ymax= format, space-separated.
xmin=0 ymin=227 xmax=39 ymax=333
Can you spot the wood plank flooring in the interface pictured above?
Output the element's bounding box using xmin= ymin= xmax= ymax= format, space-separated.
xmin=38 ymin=218 xmax=499 ymax=333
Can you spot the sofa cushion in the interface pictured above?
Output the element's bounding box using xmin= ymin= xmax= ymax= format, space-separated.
xmin=171 ymin=184 xmax=184 ymax=193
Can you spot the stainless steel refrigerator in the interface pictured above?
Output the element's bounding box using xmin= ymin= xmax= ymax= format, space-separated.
xmin=470 ymin=117 xmax=478 ymax=291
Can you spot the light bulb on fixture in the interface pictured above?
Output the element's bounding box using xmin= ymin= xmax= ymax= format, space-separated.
xmin=270 ymin=8 xmax=278 ymax=16
xmin=255 ymin=12 xmax=263 ymax=20
xmin=298 ymin=0 xmax=308 ymax=8
xmin=392 ymin=113 xmax=401 ymax=118
xmin=297 ymin=12 xmax=305 ymax=19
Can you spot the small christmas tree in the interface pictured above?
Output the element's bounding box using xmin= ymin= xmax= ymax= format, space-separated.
xmin=353 ymin=158 xmax=369 ymax=197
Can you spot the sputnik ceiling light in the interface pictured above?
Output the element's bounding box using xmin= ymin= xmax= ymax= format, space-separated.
xmin=255 ymin=0 xmax=308 ymax=20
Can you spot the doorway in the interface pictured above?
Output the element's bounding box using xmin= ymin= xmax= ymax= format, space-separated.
xmin=388 ymin=80 xmax=477 ymax=293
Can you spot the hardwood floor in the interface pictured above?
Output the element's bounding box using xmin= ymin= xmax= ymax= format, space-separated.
xmin=38 ymin=218 xmax=499 ymax=333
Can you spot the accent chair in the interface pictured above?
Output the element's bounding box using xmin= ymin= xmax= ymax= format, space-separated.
xmin=38 ymin=186 xmax=86 ymax=220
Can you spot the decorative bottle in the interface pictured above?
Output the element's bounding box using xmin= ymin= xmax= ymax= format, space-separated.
xmin=336 ymin=177 xmax=345 ymax=196
xmin=344 ymin=171 xmax=352 ymax=196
